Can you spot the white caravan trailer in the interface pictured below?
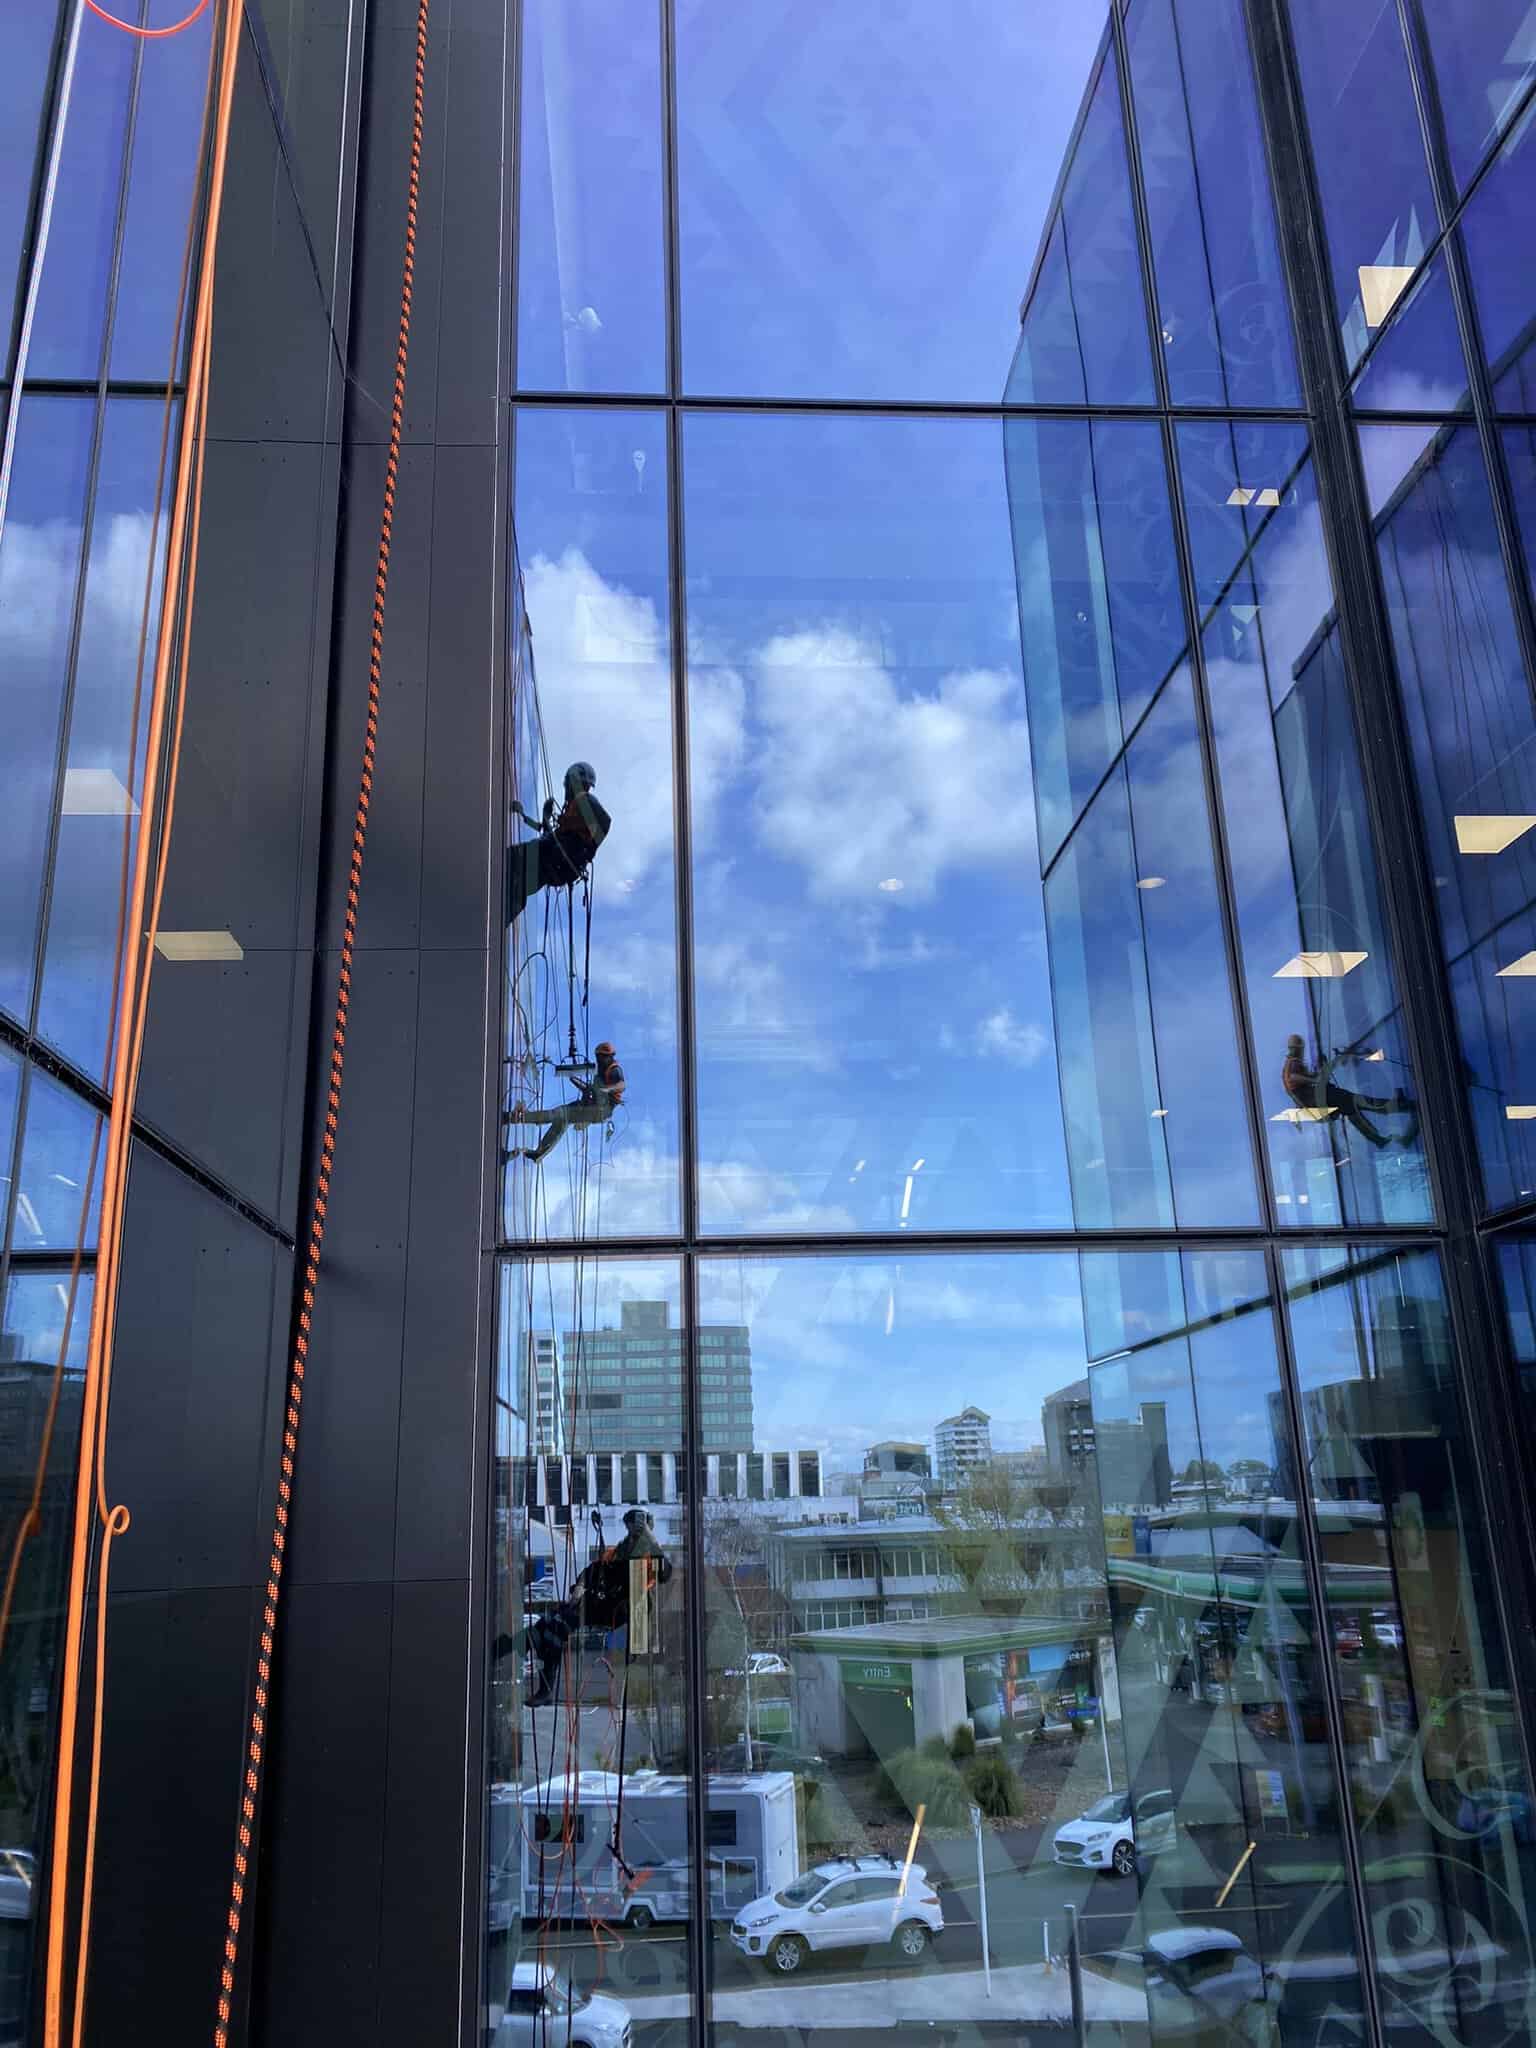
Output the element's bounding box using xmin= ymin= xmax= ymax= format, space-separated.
xmin=516 ymin=1768 xmax=798 ymax=1929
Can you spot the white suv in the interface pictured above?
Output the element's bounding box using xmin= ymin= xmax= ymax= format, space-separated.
xmin=729 ymin=1856 xmax=944 ymax=1975
xmin=495 ymin=1962 xmax=631 ymax=2048
xmin=1053 ymin=1788 xmax=1177 ymax=1877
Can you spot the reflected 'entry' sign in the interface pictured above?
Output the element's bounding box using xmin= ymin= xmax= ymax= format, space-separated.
xmin=842 ymin=1659 xmax=914 ymax=1690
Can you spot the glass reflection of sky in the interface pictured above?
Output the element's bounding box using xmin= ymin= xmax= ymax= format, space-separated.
xmin=675 ymin=0 xmax=1108 ymax=402
xmin=685 ymin=411 xmax=1071 ymax=1235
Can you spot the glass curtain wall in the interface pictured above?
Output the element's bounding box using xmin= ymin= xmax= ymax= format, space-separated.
xmin=494 ymin=2 xmax=1536 ymax=2046
xmin=0 ymin=5 xmax=216 ymax=2029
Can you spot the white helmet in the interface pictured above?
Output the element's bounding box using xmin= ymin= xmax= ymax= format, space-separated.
xmin=565 ymin=760 xmax=597 ymax=795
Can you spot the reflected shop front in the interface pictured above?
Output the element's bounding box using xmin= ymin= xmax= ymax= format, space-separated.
xmin=490 ymin=1 xmax=1536 ymax=2046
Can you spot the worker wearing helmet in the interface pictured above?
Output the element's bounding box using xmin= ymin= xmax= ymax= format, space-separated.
xmin=506 ymin=759 xmax=612 ymax=923
xmin=508 ymin=1040 xmax=626 ymax=1164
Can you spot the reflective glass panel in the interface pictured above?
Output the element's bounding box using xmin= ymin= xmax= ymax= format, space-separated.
xmin=677 ymin=0 xmax=1108 ymax=402
xmin=1497 ymin=1235 xmax=1536 ymax=1425
xmin=488 ymin=1258 xmax=692 ymax=2038
xmin=1005 ymin=38 xmax=1155 ymax=407
xmin=1085 ymin=1248 xmax=1369 ymax=2047
xmin=507 ymin=409 xmax=680 ymax=1239
xmin=38 ymin=398 xmax=174 ymax=1079
xmin=11 ymin=1070 xmax=103 ymax=1254
xmin=1044 ymin=670 xmax=1257 ymax=1231
xmin=1417 ymin=0 xmax=1536 ymax=193
xmin=107 ymin=7 xmax=215 ymax=380
xmin=1003 ymin=417 xmax=1186 ymax=867
xmin=0 ymin=5 xmax=61 ymax=334
xmin=1461 ymin=100 xmax=1536 ymax=414
xmin=27 ymin=16 xmax=135 ymax=380
xmin=1284 ymin=0 xmax=1438 ymax=370
xmin=683 ymin=412 xmax=1070 ymax=1234
xmin=1284 ymin=1245 xmax=1536 ymax=2044
xmin=1364 ymin=423 xmax=1536 ymax=1214
xmin=1125 ymin=0 xmax=1300 ymax=407
xmin=0 ymin=1264 xmax=94 ymax=2041
xmin=0 ymin=396 xmax=95 ymax=1031
xmin=1179 ymin=419 xmax=1429 ymax=1226
xmin=1349 ymin=252 xmax=1472 ymax=416
xmin=515 ymin=0 xmax=666 ymax=394
xmin=697 ymin=1251 xmax=1120 ymax=2038
xmin=1124 ymin=670 xmax=1259 ymax=1224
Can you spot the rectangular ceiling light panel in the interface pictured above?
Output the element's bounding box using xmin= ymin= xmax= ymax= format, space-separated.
xmin=154 ymin=930 xmax=245 ymax=962
xmin=1273 ymin=950 xmax=1368 ymax=978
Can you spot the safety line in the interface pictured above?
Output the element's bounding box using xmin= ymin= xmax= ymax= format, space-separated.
xmin=84 ymin=0 xmax=212 ymax=35
xmin=214 ymin=0 xmax=429 ymax=2037
xmin=43 ymin=0 xmax=241 ymax=2040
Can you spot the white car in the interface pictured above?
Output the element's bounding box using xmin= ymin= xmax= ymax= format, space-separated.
xmin=1053 ymin=1788 xmax=1176 ymax=1878
xmin=747 ymin=1652 xmax=790 ymax=1677
xmin=729 ymin=1855 xmax=944 ymax=1975
xmin=1089 ymin=1926 xmax=1278 ymax=2040
xmin=0 ymin=1850 xmax=34 ymax=1922
xmin=495 ymin=1962 xmax=630 ymax=2048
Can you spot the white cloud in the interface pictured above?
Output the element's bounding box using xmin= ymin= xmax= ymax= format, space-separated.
xmin=977 ymin=1004 xmax=1047 ymax=1067
xmin=521 ymin=548 xmax=745 ymax=885
xmin=746 ymin=627 xmax=1035 ymax=900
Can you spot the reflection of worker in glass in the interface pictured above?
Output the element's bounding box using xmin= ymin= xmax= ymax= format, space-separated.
xmin=518 ymin=1510 xmax=673 ymax=1706
xmin=1282 ymin=1034 xmax=1417 ymax=1148
xmin=509 ymin=1042 xmax=625 ymax=1163
xmin=506 ymin=760 xmax=611 ymax=923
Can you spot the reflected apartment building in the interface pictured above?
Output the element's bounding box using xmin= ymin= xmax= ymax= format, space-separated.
xmin=4 ymin=3 xmax=1536 ymax=2048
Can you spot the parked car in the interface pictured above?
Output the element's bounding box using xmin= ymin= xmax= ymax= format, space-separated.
xmin=748 ymin=1652 xmax=790 ymax=1677
xmin=729 ymin=1855 xmax=943 ymax=1975
xmin=707 ymin=1738 xmax=825 ymax=1779
xmin=0 ymin=1850 xmax=32 ymax=1922
xmin=1054 ymin=1788 xmax=1176 ymax=1878
xmin=495 ymin=1962 xmax=631 ymax=2048
xmin=1086 ymin=1926 xmax=1278 ymax=2043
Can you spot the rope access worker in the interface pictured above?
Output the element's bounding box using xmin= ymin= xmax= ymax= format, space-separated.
xmin=508 ymin=1040 xmax=625 ymax=1163
xmin=518 ymin=1509 xmax=673 ymax=1707
xmin=1281 ymin=1033 xmax=1418 ymax=1149
xmin=506 ymin=759 xmax=611 ymax=924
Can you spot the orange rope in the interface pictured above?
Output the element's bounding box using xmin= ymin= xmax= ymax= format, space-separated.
xmin=0 ymin=0 xmax=219 ymax=1674
xmin=83 ymin=0 xmax=212 ymax=36
xmin=43 ymin=4 xmax=244 ymax=2044
xmin=214 ymin=0 xmax=429 ymax=2036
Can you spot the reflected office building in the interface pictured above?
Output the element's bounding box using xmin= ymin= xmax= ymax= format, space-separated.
xmin=6 ymin=1 xmax=1536 ymax=2047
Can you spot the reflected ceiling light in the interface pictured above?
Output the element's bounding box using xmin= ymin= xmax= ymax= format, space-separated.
xmin=1136 ymin=875 xmax=1166 ymax=890
xmin=910 ymin=1157 xmax=925 ymax=1173
xmin=1274 ymin=950 xmax=1368 ymax=978
xmin=1226 ymin=487 xmax=1282 ymax=510
xmin=1151 ymin=1108 xmax=1168 ymax=1118
xmin=1231 ymin=603 xmax=1260 ymax=624
xmin=899 ymin=1176 xmax=915 ymax=1223
xmin=853 ymin=1159 xmax=866 ymax=1173
xmin=1271 ymin=1106 xmax=1339 ymax=1124
xmin=1226 ymin=487 xmax=1255 ymax=507
xmin=1506 ymin=1106 xmax=1536 ymax=1121
xmin=1256 ymin=488 xmax=1282 ymax=508
xmin=1358 ymin=264 xmax=1416 ymax=328
xmin=1455 ymin=814 xmax=1536 ymax=854
xmin=1496 ymin=950 xmax=1536 ymax=977
xmin=885 ymin=1289 xmax=896 ymax=1336
xmin=878 ymin=878 xmax=904 ymax=892
xmin=154 ymin=929 xmax=244 ymax=962
xmin=1362 ymin=1048 xmax=1385 ymax=1062
xmin=62 ymin=767 xmax=138 ymax=816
